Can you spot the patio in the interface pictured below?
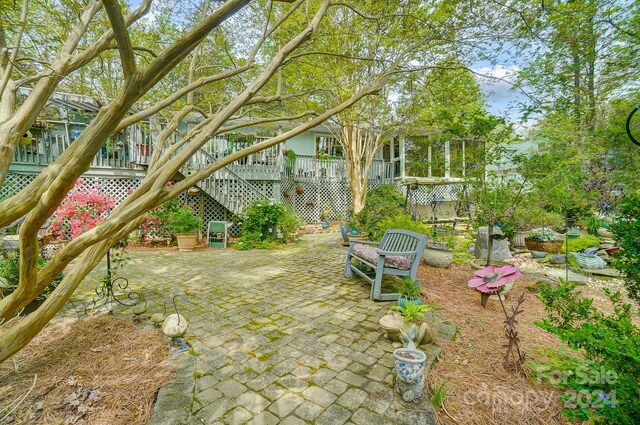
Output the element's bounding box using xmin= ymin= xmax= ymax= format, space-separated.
xmin=71 ymin=233 xmax=450 ymax=425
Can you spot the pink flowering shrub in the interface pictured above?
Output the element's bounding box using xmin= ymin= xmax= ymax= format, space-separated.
xmin=48 ymin=179 xmax=115 ymax=240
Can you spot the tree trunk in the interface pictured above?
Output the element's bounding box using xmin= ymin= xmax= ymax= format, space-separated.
xmin=0 ymin=85 xmax=17 ymax=186
xmin=0 ymin=242 xmax=110 ymax=362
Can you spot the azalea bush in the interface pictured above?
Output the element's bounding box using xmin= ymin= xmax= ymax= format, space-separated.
xmin=48 ymin=179 xmax=115 ymax=240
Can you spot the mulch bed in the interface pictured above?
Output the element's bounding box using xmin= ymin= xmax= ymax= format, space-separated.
xmin=0 ymin=315 xmax=171 ymax=425
xmin=418 ymin=264 xmax=571 ymax=425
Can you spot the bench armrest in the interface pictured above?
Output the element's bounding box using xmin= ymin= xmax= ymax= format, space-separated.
xmin=377 ymin=250 xmax=418 ymax=257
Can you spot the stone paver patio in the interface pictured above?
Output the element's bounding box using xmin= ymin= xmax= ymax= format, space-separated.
xmin=73 ymin=233 xmax=445 ymax=424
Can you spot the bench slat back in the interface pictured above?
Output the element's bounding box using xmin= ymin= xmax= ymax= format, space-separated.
xmin=379 ymin=229 xmax=427 ymax=263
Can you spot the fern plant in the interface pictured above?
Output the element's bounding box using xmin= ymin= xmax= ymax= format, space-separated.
xmin=391 ymin=301 xmax=435 ymax=322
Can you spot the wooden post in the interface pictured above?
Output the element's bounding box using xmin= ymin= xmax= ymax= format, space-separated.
xmin=199 ymin=192 xmax=204 ymax=240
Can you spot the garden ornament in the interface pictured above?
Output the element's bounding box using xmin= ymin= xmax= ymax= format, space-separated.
xmin=162 ymin=295 xmax=190 ymax=340
xmin=150 ymin=300 xmax=168 ymax=326
xmin=468 ymin=264 xmax=522 ymax=307
xmin=394 ymin=325 xmax=426 ymax=402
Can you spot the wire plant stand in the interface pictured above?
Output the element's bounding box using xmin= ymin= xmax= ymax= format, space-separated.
xmin=84 ymin=248 xmax=145 ymax=314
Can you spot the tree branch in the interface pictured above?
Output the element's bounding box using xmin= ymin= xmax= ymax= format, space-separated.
xmin=103 ymin=0 xmax=137 ymax=80
xmin=138 ymin=0 xmax=251 ymax=95
xmin=0 ymin=0 xmax=29 ymax=100
xmin=115 ymin=65 xmax=252 ymax=131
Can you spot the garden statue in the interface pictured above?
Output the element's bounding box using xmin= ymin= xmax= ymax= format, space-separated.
xmin=473 ymin=226 xmax=512 ymax=262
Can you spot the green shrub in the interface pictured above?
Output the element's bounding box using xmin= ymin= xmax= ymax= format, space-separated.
xmin=505 ymin=205 xmax=566 ymax=232
xmin=166 ymin=205 xmax=202 ymax=234
xmin=587 ymin=214 xmax=604 ymax=235
xmin=562 ymin=234 xmax=601 ymax=253
xmin=531 ymin=281 xmax=640 ymax=423
xmin=236 ymin=201 xmax=302 ymax=249
xmin=611 ymin=192 xmax=640 ymax=304
xmin=370 ymin=214 xmax=429 ymax=241
xmin=1 ymin=252 xmax=51 ymax=300
xmin=357 ymin=185 xmax=406 ymax=238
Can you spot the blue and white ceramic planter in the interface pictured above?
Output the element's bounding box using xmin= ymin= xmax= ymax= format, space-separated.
xmin=393 ymin=348 xmax=426 ymax=384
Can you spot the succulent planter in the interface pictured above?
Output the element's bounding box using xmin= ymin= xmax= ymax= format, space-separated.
xmin=423 ymin=246 xmax=453 ymax=268
xmin=295 ymin=187 xmax=304 ymax=195
xmin=175 ymin=233 xmax=198 ymax=252
xmin=524 ymin=238 xmax=563 ymax=253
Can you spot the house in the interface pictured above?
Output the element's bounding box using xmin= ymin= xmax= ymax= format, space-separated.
xmin=3 ymin=92 xmax=398 ymax=228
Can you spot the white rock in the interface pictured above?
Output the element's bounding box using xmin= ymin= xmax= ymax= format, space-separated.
xmin=162 ymin=314 xmax=188 ymax=338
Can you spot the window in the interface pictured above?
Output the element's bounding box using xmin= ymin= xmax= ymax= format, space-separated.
xmin=315 ymin=135 xmax=343 ymax=157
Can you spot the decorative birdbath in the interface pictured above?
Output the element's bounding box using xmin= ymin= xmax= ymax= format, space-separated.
xmin=468 ymin=265 xmax=522 ymax=307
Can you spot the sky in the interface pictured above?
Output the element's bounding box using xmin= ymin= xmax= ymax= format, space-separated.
xmin=472 ymin=64 xmax=531 ymax=134
xmin=127 ymin=0 xmax=533 ymax=133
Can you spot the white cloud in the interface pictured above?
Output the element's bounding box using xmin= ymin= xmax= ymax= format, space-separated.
xmin=471 ymin=64 xmax=534 ymax=133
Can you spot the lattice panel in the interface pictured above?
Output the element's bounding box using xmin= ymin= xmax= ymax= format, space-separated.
xmin=0 ymin=173 xmax=35 ymax=198
xmin=409 ymin=184 xmax=464 ymax=204
xmin=280 ymin=177 xmax=391 ymax=223
xmin=180 ymin=189 xmax=240 ymax=235
xmin=84 ymin=177 xmax=141 ymax=206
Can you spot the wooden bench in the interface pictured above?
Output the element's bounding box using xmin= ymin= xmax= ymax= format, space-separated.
xmin=344 ymin=229 xmax=427 ymax=301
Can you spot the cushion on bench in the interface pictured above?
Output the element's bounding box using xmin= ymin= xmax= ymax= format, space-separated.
xmin=352 ymin=244 xmax=411 ymax=270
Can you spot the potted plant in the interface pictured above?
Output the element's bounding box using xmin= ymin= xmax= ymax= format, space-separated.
xmin=525 ymin=228 xmax=562 ymax=253
xmin=396 ymin=277 xmax=422 ymax=307
xmin=423 ymin=234 xmax=455 ymax=268
xmin=166 ymin=206 xmax=202 ymax=251
xmin=295 ymin=186 xmax=305 ymax=195
xmin=319 ymin=204 xmax=331 ymax=229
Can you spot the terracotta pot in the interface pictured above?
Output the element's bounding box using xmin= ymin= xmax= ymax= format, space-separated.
xmin=605 ymin=247 xmax=620 ymax=256
xmin=295 ymin=187 xmax=304 ymax=195
xmin=176 ymin=233 xmax=198 ymax=252
xmin=524 ymin=238 xmax=563 ymax=253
